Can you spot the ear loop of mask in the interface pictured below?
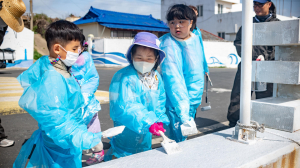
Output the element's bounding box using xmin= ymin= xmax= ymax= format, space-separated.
xmin=59 ymin=45 xmax=80 ymax=53
xmin=59 ymin=45 xmax=67 ymax=53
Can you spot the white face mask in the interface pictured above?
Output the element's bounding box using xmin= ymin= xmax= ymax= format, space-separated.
xmin=59 ymin=45 xmax=79 ymax=67
xmin=133 ymin=60 xmax=156 ymax=74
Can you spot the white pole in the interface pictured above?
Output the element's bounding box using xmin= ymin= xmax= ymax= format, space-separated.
xmin=88 ymin=37 xmax=92 ymax=55
xmin=88 ymin=34 xmax=94 ymax=55
xmin=240 ymin=0 xmax=253 ymax=126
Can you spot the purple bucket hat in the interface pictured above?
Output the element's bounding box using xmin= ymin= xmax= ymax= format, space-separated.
xmin=126 ymin=32 xmax=166 ymax=65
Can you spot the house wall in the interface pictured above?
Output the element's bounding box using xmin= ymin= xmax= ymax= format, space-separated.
xmin=215 ymin=0 xmax=239 ymax=14
xmin=99 ymin=25 xmax=111 ymax=38
xmin=161 ymin=0 xmax=215 ymax=26
xmin=104 ymin=38 xmax=133 ymax=53
xmin=161 ymin=0 xmax=297 ymax=41
xmin=78 ymin=23 xmax=99 ymax=39
xmin=219 ymin=0 xmax=240 ymax=3
xmin=77 ymin=23 xmax=111 ymax=39
xmin=78 ymin=22 xmax=159 ymax=39
xmin=92 ymin=38 xmax=240 ymax=67
xmin=152 ymin=32 xmax=159 ymax=37
xmin=0 ymin=27 xmax=34 ymax=61
xmin=200 ymin=12 xmax=243 ymax=41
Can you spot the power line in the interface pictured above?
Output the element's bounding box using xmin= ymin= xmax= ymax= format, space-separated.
xmin=40 ymin=0 xmax=64 ymax=16
xmin=71 ymin=0 xmax=84 ymax=11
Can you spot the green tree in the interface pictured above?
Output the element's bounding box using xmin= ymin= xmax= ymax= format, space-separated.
xmin=34 ymin=49 xmax=43 ymax=60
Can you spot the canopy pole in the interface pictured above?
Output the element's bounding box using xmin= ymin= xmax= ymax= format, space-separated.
xmin=226 ymin=0 xmax=266 ymax=145
xmin=240 ymin=0 xmax=253 ymax=126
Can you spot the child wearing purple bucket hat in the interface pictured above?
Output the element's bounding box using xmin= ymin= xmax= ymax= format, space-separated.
xmin=104 ymin=32 xmax=170 ymax=160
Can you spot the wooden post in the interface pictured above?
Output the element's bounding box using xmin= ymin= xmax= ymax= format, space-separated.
xmin=30 ymin=0 xmax=33 ymax=30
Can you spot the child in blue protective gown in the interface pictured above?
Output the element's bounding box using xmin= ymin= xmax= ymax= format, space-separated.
xmin=72 ymin=42 xmax=104 ymax=165
xmin=104 ymin=32 xmax=169 ymax=160
xmin=13 ymin=21 xmax=102 ymax=168
xmin=160 ymin=4 xmax=209 ymax=143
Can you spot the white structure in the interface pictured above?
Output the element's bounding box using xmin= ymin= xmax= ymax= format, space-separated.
xmin=161 ymin=0 xmax=298 ymax=41
xmin=251 ymin=19 xmax=300 ymax=133
xmin=74 ymin=7 xmax=169 ymax=40
xmin=91 ymin=38 xmax=240 ymax=67
xmin=65 ymin=16 xmax=81 ymax=22
xmin=0 ymin=27 xmax=34 ymax=61
xmin=88 ymin=127 xmax=300 ymax=168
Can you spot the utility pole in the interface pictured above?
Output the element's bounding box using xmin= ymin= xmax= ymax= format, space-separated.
xmin=290 ymin=0 xmax=293 ymax=17
xmin=30 ymin=0 xmax=33 ymax=30
xmin=282 ymin=0 xmax=284 ymax=16
xmin=278 ymin=0 xmax=280 ymax=16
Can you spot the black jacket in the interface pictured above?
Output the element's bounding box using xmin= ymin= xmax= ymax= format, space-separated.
xmin=234 ymin=15 xmax=280 ymax=61
xmin=0 ymin=26 xmax=8 ymax=46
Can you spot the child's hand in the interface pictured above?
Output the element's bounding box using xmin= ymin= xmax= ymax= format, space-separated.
xmin=149 ymin=123 xmax=165 ymax=136
xmin=157 ymin=122 xmax=164 ymax=128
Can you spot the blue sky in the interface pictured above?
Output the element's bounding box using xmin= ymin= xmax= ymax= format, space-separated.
xmin=23 ymin=0 xmax=299 ymax=20
xmin=23 ymin=0 xmax=161 ymax=19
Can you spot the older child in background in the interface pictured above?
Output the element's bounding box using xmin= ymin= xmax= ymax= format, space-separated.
xmin=13 ymin=20 xmax=102 ymax=168
xmin=104 ymin=32 xmax=169 ymax=160
xmin=189 ymin=5 xmax=208 ymax=59
xmin=160 ymin=4 xmax=209 ymax=142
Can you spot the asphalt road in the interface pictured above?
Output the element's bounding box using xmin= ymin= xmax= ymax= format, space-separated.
xmin=0 ymin=67 xmax=237 ymax=167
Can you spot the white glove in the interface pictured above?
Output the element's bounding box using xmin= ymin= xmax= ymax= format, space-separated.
xmin=256 ymin=55 xmax=265 ymax=61
xmin=102 ymin=126 xmax=125 ymax=138
xmin=180 ymin=118 xmax=198 ymax=136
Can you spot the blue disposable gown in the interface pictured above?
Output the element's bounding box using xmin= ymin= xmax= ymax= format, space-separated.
xmin=13 ymin=56 xmax=102 ymax=168
xmin=159 ymin=32 xmax=209 ymax=142
xmin=72 ymin=51 xmax=101 ymax=125
xmin=104 ymin=65 xmax=169 ymax=160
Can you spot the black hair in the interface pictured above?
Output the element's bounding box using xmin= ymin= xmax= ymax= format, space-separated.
xmin=166 ymin=4 xmax=195 ymax=31
xmin=80 ymin=34 xmax=89 ymax=53
xmin=269 ymin=1 xmax=277 ymax=18
xmin=131 ymin=44 xmax=161 ymax=71
xmin=45 ymin=20 xmax=84 ymax=50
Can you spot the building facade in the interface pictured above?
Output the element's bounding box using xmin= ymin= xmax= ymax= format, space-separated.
xmin=161 ymin=0 xmax=297 ymax=41
xmin=74 ymin=7 xmax=169 ymax=39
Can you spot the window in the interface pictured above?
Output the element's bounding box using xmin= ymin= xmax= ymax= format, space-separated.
xmin=111 ymin=30 xmax=138 ymax=38
xmin=218 ymin=32 xmax=225 ymax=39
xmin=197 ymin=5 xmax=203 ymax=17
xmin=124 ymin=31 xmax=131 ymax=37
xmin=131 ymin=31 xmax=137 ymax=38
xmin=111 ymin=30 xmax=118 ymax=37
xmin=117 ymin=30 xmax=124 ymax=37
xmin=158 ymin=32 xmax=165 ymax=38
xmin=218 ymin=4 xmax=223 ymax=14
